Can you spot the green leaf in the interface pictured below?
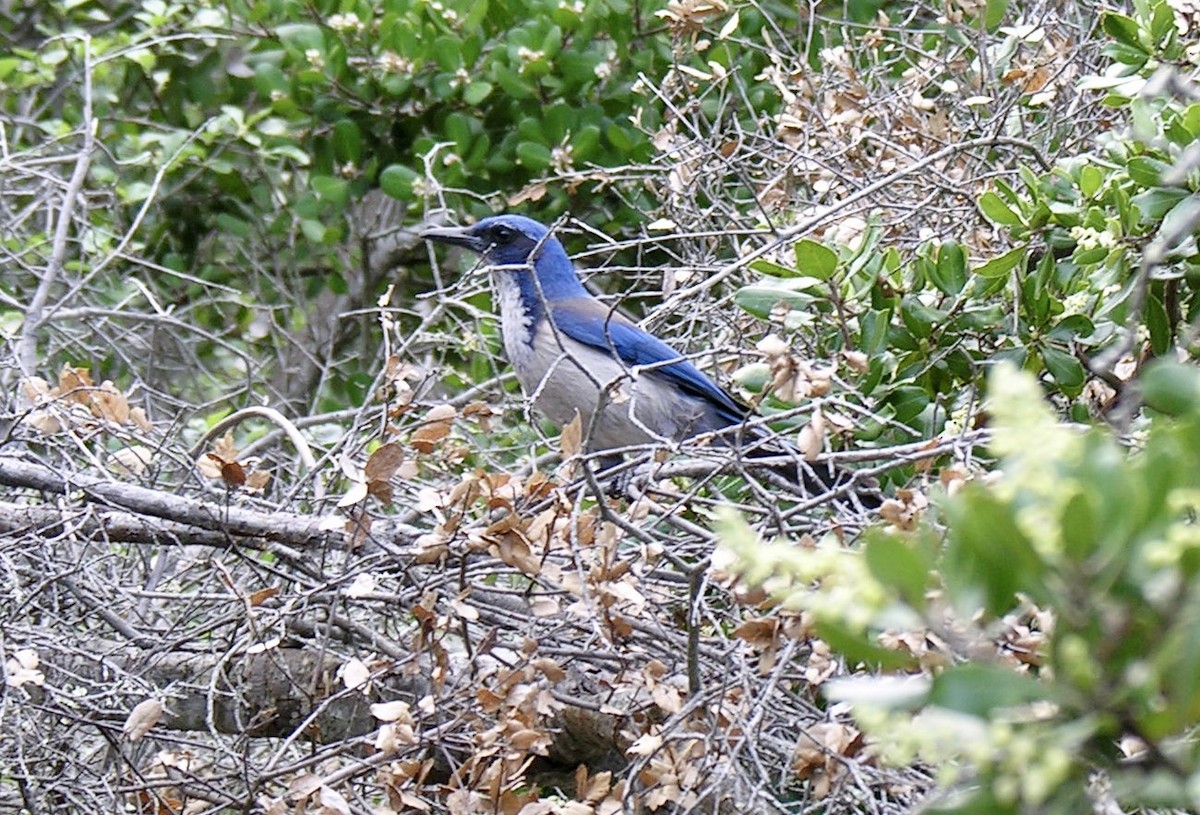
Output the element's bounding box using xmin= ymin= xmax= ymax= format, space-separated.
xmin=978 ymin=191 xmax=1023 ymax=226
xmin=793 ymin=238 xmax=838 ymax=280
xmin=1079 ymin=164 xmax=1103 ymax=197
xmin=1132 ymin=187 xmax=1190 ymax=222
xmin=1183 ymin=103 xmax=1200 ymax=138
xmin=900 ymin=296 xmax=944 ymax=339
xmin=463 ymin=80 xmax=494 ymax=105
xmin=984 ymin=0 xmax=1009 ymax=30
xmin=311 ymin=175 xmax=348 ymax=206
xmin=1047 ymin=313 xmax=1096 ymax=341
xmin=0 ymin=57 xmax=21 ymax=81
xmin=331 ymin=119 xmax=362 ymax=163
xmin=1158 ymin=193 xmax=1200 ymax=250
xmin=516 ymin=141 xmax=552 ymax=170
xmin=444 ymin=112 xmax=475 ymax=153
xmin=929 ymin=241 xmax=967 ymax=295
xmin=464 ymin=0 xmax=489 ymax=29
xmin=432 ymin=35 xmax=460 ymax=70
xmin=1042 ymin=345 xmax=1085 ymax=391
xmin=1060 ymin=491 xmax=1098 ymax=559
xmin=276 ymin=22 xmax=324 ymax=52
xmin=1151 ymin=0 xmax=1176 ymax=44
xmin=731 ymin=362 xmax=771 ymax=393
xmin=816 ymin=620 xmax=917 ymax=670
xmin=215 ymin=212 xmax=250 ymax=238
xmin=942 ymin=487 xmax=1047 ymax=617
xmin=300 ymin=218 xmax=326 ymax=243
xmin=379 ymin=164 xmax=418 ymax=199
xmin=606 ymin=123 xmax=634 ymax=152
xmin=888 ymin=385 xmax=930 ymax=425
xmin=864 ymin=532 xmax=929 ymax=611
xmin=929 ymin=664 xmax=1050 ymax=717
xmin=733 ymin=284 xmax=813 ymax=320
xmin=1101 ymin=11 xmax=1145 ymax=50
xmin=1146 ymin=292 xmax=1170 ymax=355
xmin=749 ymin=258 xmax=796 ymax=278
xmin=860 ymin=309 xmax=891 ymax=355
xmin=1127 ymin=156 xmax=1169 ymax=188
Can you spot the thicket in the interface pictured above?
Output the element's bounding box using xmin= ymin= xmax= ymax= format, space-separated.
xmin=2 ymin=0 xmax=1200 ymax=813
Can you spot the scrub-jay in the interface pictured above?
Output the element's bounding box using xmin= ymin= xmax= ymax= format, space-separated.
xmin=421 ymin=215 xmax=863 ymax=496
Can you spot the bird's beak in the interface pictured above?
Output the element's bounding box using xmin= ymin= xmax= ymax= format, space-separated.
xmin=419 ymin=224 xmax=486 ymax=254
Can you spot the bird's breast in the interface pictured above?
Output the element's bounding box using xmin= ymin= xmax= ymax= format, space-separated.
xmin=493 ymin=271 xmax=539 ymax=368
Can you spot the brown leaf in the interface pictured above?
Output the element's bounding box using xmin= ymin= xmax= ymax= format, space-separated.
xmin=110 ymin=446 xmax=153 ymax=476
xmin=796 ymin=411 xmax=825 ymax=462
xmin=842 ymin=350 xmax=869 ymax=373
xmin=248 ymin=587 xmax=279 ymax=607
xmin=21 ymin=376 xmax=50 ymax=401
xmin=533 ymin=658 xmax=566 ymax=683
xmin=793 ymin=721 xmax=864 ymax=792
xmin=209 ymin=432 xmax=238 ymax=463
xmin=732 ymin=617 xmax=780 ymax=649
xmin=57 ymin=365 xmax=93 ymax=402
xmin=91 ymin=383 xmax=129 ymax=424
xmin=579 ymin=769 xmax=612 ymax=803
xmin=559 ymin=410 xmax=583 ymax=459
xmin=220 ymin=460 xmax=246 ymax=487
xmin=509 ymin=728 xmax=551 ymax=753
xmin=411 ymin=421 xmax=451 ymax=454
xmin=410 ymin=405 xmax=456 ymax=456
xmin=286 ymin=772 xmax=323 ymax=802
xmin=24 ymin=411 xmax=61 ymax=434
xmin=367 ymin=479 xmax=394 ymax=505
xmin=197 ymin=453 xmax=224 ymax=479
xmin=508 ymin=181 xmax=548 ymax=206
xmin=343 ymin=510 xmax=373 ymax=551
xmin=364 ymin=442 xmax=405 ymax=481
xmin=123 ymin=698 xmax=163 ymax=742
xmin=130 ymin=407 xmax=153 ymax=432
xmin=244 ymin=469 xmax=271 ymax=493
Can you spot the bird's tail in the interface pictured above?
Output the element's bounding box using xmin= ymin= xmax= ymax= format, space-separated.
xmin=719 ymin=428 xmax=882 ymax=509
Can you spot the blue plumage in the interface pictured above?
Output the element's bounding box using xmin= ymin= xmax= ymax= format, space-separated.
xmin=421 ymin=215 xmax=756 ymax=452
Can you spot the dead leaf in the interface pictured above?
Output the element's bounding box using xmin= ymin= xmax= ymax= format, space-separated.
xmin=5 ymin=649 xmax=44 ymax=688
xmin=364 ymin=442 xmax=405 ymax=481
xmin=110 ymin=445 xmax=153 ymax=476
xmin=411 ymin=405 xmax=456 ymax=453
xmin=286 ymin=773 xmax=323 ymax=802
xmin=123 ymin=698 xmax=163 ymax=742
xmin=57 ymin=365 xmax=93 ymax=402
xmin=338 ymin=657 xmax=371 ymax=694
xmin=792 ymin=721 xmax=864 ymax=797
xmin=220 ymin=459 xmax=247 ymax=487
xmin=318 ymin=785 xmax=351 ymax=815
xmin=559 ymin=410 xmax=583 ymax=459
xmin=370 ymin=700 xmax=413 ymax=722
xmin=91 ymin=383 xmax=129 ymax=424
xmin=796 ymin=409 xmax=825 ymax=462
xmin=626 ymin=732 xmax=663 ymax=757
xmin=337 ymin=480 xmax=370 ymax=508
xmin=244 ymin=469 xmax=271 ymax=492
xmin=248 ymin=587 xmax=279 ymax=607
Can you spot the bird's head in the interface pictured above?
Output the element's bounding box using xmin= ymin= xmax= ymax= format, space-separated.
xmin=421 ymin=214 xmax=586 ymax=299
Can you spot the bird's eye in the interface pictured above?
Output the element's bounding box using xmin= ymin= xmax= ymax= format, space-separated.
xmin=491 ymin=225 xmax=515 ymax=242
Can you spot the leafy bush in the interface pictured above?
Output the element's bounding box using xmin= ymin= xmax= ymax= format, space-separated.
xmin=719 ymin=359 xmax=1200 ymax=813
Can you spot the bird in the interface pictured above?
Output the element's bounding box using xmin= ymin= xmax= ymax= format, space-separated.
xmin=420 ymin=214 xmax=870 ymax=499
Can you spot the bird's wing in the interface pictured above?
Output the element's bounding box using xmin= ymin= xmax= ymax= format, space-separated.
xmin=548 ymin=297 xmax=749 ymax=424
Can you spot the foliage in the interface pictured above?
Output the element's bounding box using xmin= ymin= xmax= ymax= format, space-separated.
xmin=3 ymin=0 xmax=1199 ymax=813
xmin=719 ymin=360 xmax=1200 ymax=813
xmin=726 ymin=0 xmax=1200 ymax=463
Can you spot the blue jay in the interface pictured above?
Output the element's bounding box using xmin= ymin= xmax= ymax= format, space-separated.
xmin=421 ymin=215 xmax=867 ymax=497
